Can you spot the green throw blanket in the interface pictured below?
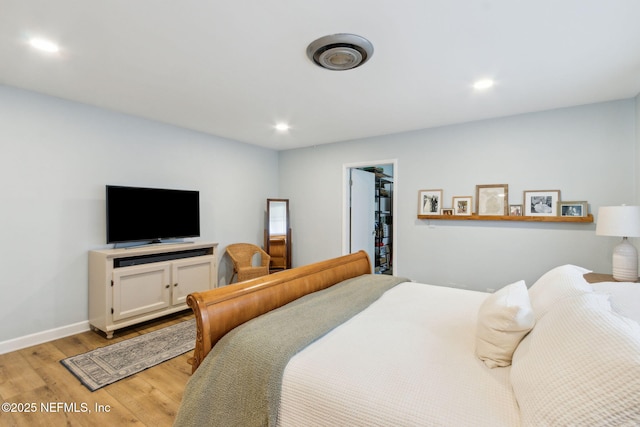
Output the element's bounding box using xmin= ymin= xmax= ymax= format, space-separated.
xmin=173 ymin=274 xmax=409 ymax=427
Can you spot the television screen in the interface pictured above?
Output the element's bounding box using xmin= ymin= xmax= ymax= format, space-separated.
xmin=106 ymin=185 xmax=200 ymax=244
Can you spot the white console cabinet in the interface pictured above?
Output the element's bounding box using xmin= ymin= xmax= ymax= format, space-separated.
xmin=89 ymin=242 xmax=218 ymax=338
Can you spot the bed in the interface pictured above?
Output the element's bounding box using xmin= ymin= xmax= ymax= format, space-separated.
xmin=175 ymin=251 xmax=640 ymax=426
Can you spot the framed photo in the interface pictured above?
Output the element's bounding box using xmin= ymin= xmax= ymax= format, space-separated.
xmin=524 ymin=190 xmax=561 ymax=216
xmin=441 ymin=208 xmax=454 ymax=216
xmin=476 ymin=184 xmax=508 ymax=216
xmin=558 ymin=201 xmax=588 ymax=217
xmin=510 ymin=204 xmax=523 ymax=216
xmin=452 ymin=196 xmax=473 ymax=216
xmin=418 ymin=189 xmax=443 ymax=215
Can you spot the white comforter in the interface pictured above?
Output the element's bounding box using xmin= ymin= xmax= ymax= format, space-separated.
xmin=277 ymin=281 xmax=521 ymax=427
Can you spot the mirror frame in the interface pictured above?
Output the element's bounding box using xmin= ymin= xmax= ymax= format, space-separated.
xmin=265 ymin=198 xmax=291 ymax=270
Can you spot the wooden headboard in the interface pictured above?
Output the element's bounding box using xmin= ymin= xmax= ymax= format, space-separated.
xmin=186 ymin=250 xmax=371 ymax=372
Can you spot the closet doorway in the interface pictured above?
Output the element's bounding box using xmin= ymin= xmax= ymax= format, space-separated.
xmin=343 ymin=160 xmax=397 ymax=275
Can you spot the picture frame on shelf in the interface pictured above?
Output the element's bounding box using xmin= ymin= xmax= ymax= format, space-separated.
xmin=476 ymin=184 xmax=508 ymax=216
xmin=558 ymin=201 xmax=588 ymax=217
xmin=524 ymin=190 xmax=560 ymax=216
xmin=418 ymin=189 xmax=443 ymax=215
xmin=441 ymin=208 xmax=454 ymax=216
xmin=452 ymin=196 xmax=473 ymax=216
xmin=510 ymin=204 xmax=523 ymax=216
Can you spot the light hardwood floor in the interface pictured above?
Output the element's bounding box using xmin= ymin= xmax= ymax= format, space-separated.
xmin=0 ymin=310 xmax=194 ymax=427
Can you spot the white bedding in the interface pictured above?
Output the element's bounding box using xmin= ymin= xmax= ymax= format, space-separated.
xmin=277 ymin=281 xmax=521 ymax=427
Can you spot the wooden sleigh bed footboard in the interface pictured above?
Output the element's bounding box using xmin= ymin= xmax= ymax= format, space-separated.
xmin=186 ymin=250 xmax=372 ymax=373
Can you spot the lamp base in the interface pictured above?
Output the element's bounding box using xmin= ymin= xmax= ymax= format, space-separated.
xmin=612 ymin=237 xmax=638 ymax=282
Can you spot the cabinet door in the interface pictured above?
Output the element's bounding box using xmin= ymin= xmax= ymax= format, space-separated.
xmin=171 ymin=255 xmax=216 ymax=305
xmin=112 ymin=263 xmax=172 ymax=321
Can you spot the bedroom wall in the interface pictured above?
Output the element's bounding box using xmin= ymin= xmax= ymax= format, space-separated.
xmin=279 ymin=99 xmax=637 ymax=291
xmin=0 ymin=85 xmax=279 ymax=346
xmin=636 ymin=93 xmax=640 ymax=204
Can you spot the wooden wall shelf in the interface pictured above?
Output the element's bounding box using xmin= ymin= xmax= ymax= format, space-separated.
xmin=417 ymin=213 xmax=593 ymax=223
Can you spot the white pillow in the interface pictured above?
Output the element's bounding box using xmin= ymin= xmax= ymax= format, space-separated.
xmin=475 ymin=280 xmax=535 ymax=368
xmin=528 ymin=264 xmax=593 ymax=320
xmin=511 ymin=293 xmax=640 ymax=426
xmin=591 ymin=281 xmax=640 ymax=324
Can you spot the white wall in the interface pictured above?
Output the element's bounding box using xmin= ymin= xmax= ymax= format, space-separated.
xmin=636 ymin=93 xmax=640 ymax=202
xmin=279 ymin=99 xmax=637 ymax=290
xmin=1 ymin=86 xmax=636 ymax=348
xmin=0 ymin=85 xmax=279 ymax=344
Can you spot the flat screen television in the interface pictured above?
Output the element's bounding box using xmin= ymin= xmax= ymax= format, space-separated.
xmin=106 ymin=185 xmax=200 ymax=244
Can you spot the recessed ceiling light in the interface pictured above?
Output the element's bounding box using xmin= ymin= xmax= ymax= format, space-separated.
xmin=473 ymin=79 xmax=494 ymax=90
xmin=306 ymin=33 xmax=374 ymax=71
xmin=29 ymin=37 xmax=60 ymax=53
xmin=274 ymin=123 xmax=290 ymax=132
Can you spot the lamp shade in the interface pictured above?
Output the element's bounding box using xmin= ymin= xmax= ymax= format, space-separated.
xmin=596 ymin=206 xmax=640 ymax=237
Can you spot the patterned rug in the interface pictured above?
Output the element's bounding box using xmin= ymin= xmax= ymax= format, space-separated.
xmin=61 ymin=319 xmax=196 ymax=391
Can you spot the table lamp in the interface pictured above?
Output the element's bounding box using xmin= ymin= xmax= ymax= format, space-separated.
xmin=595 ymin=205 xmax=640 ymax=281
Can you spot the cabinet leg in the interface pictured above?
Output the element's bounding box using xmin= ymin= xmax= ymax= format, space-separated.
xmin=106 ymin=331 xmax=114 ymax=339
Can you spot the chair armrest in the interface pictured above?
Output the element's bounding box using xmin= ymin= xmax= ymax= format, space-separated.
xmin=259 ymin=248 xmax=271 ymax=267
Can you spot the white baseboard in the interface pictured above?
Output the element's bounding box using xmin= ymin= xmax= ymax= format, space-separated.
xmin=0 ymin=321 xmax=91 ymax=355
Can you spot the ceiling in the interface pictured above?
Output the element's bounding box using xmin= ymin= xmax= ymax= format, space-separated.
xmin=2 ymin=1 xmax=640 ymax=151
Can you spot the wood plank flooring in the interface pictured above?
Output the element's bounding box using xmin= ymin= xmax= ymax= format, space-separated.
xmin=0 ymin=310 xmax=194 ymax=427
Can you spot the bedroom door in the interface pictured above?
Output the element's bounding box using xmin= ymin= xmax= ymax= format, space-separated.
xmin=349 ymin=168 xmax=376 ymax=267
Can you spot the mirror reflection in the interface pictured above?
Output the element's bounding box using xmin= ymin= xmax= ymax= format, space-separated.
xmin=265 ymin=199 xmax=291 ymax=271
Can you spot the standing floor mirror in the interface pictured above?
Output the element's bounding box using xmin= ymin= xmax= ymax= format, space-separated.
xmin=265 ymin=198 xmax=292 ymax=271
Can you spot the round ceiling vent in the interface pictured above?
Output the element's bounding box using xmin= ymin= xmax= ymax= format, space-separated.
xmin=306 ymin=33 xmax=374 ymax=71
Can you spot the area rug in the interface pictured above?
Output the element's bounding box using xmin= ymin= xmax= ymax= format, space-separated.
xmin=61 ymin=319 xmax=196 ymax=391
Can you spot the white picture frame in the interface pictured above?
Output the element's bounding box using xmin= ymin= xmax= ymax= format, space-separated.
xmin=524 ymin=190 xmax=561 ymax=216
xmin=418 ymin=189 xmax=443 ymax=215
